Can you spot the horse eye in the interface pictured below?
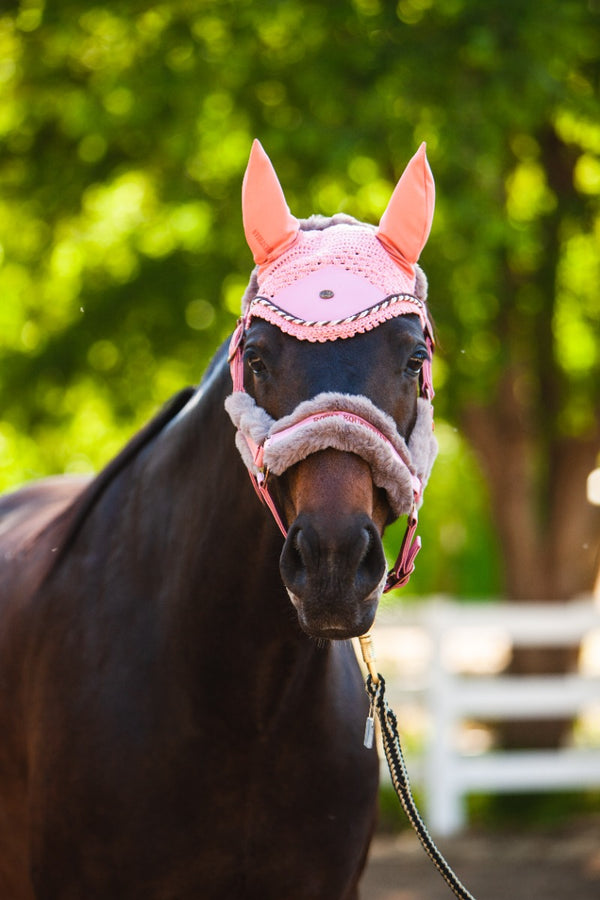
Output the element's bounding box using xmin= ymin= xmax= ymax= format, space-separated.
xmin=406 ymin=353 xmax=427 ymax=376
xmin=247 ymin=355 xmax=267 ymax=376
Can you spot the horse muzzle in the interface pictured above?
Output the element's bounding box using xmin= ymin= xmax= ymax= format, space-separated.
xmin=280 ymin=507 xmax=387 ymax=640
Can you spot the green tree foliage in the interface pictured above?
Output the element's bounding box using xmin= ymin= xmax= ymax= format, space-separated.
xmin=1 ymin=0 xmax=598 ymax=597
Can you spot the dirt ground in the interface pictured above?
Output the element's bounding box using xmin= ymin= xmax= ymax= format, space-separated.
xmin=361 ymin=815 xmax=600 ymax=899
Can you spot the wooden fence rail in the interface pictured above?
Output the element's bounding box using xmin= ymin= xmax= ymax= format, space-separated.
xmin=369 ymin=598 xmax=600 ymax=835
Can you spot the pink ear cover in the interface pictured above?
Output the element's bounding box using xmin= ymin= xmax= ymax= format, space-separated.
xmin=377 ymin=143 xmax=435 ymax=275
xmin=242 ymin=139 xmax=300 ymax=267
xmin=239 ymin=141 xmax=435 ymax=343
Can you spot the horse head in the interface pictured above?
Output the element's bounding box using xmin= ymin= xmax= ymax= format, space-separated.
xmin=226 ymin=141 xmax=437 ymax=640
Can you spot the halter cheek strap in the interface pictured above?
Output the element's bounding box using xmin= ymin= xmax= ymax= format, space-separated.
xmin=228 ymin=317 xmax=247 ymax=393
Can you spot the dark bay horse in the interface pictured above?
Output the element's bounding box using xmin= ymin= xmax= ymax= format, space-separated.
xmin=0 ymin=141 xmax=436 ymax=899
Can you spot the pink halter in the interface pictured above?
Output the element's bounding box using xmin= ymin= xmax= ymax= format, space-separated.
xmin=226 ymin=140 xmax=438 ymax=591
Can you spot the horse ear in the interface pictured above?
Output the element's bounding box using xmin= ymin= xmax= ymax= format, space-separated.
xmin=242 ymin=139 xmax=300 ymax=267
xmin=377 ymin=143 xmax=435 ymax=275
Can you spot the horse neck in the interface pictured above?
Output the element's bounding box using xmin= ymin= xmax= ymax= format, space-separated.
xmin=129 ymin=350 xmax=320 ymax=692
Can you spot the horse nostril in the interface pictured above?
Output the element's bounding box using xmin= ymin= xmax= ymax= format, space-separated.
xmin=291 ymin=529 xmax=306 ymax=572
xmin=280 ymin=522 xmax=310 ymax=593
xmin=356 ymin=523 xmax=386 ymax=593
xmin=358 ymin=527 xmax=373 ymax=564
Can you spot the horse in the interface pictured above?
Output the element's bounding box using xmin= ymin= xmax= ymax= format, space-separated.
xmin=0 ymin=140 xmax=437 ymax=899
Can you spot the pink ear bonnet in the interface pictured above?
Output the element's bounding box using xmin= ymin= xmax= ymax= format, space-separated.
xmin=240 ymin=139 xmax=435 ymax=345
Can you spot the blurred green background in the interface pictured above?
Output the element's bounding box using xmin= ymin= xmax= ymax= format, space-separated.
xmin=1 ymin=0 xmax=599 ymax=600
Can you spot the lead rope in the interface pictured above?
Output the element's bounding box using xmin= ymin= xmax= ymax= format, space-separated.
xmin=358 ymin=633 xmax=477 ymax=900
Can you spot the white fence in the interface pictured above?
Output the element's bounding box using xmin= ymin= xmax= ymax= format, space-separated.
xmin=369 ymin=598 xmax=600 ymax=835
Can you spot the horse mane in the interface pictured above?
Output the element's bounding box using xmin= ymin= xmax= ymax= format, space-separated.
xmin=48 ymin=386 xmax=196 ymax=572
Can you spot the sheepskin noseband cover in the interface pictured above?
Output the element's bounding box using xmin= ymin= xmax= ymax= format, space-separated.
xmin=224 ymin=391 xmax=437 ymax=519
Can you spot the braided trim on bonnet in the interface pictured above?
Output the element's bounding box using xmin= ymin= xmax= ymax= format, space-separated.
xmin=247 ymin=293 xmax=427 ymax=343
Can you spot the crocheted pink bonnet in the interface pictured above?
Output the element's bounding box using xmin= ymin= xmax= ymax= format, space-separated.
xmin=241 ymin=140 xmax=435 ymax=345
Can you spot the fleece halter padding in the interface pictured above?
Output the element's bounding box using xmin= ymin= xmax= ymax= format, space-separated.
xmin=224 ymin=392 xmax=437 ymax=520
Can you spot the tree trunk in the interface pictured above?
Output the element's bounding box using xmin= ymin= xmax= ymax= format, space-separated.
xmin=456 ymin=124 xmax=600 ymax=749
xmin=462 ymin=385 xmax=600 ymax=748
xmin=462 ymin=384 xmax=600 ymax=602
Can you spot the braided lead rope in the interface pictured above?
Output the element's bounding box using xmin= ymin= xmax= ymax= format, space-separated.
xmin=365 ymin=674 xmax=477 ymax=900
